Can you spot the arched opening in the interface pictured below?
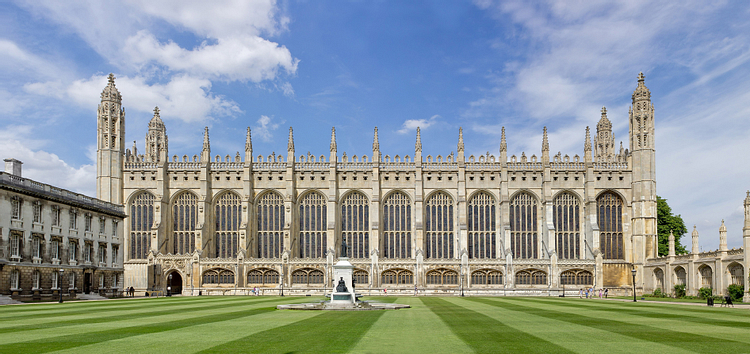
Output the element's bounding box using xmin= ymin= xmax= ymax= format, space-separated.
xmin=653 ymin=268 xmax=664 ymax=292
xmin=168 ymin=271 xmax=183 ymax=294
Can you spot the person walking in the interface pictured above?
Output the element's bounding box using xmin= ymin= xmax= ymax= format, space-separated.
xmin=414 ymin=285 xmax=418 ymax=296
xmin=604 ymin=288 xmax=609 ymax=298
xmin=579 ymin=288 xmax=583 ymax=298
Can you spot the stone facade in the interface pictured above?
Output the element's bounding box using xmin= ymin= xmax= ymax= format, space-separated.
xmin=95 ymin=73 xmax=708 ymax=297
xmin=644 ymin=197 xmax=749 ymax=300
xmin=0 ymin=160 xmax=125 ymax=299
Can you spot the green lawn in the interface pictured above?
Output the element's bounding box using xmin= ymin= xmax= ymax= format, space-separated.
xmin=0 ymin=296 xmax=748 ymax=353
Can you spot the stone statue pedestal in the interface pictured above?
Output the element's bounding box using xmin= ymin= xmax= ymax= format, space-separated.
xmin=330 ymin=257 xmax=355 ymax=305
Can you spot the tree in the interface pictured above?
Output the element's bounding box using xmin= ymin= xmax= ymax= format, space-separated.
xmin=657 ymin=196 xmax=688 ymax=256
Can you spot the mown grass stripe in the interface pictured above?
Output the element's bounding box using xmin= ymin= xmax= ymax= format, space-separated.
xmin=423 ymin=297 xmax=576 ymax=354
xmin=0 ymin=300 xmax=280 ymax=353
xmin=198 ymin=305 xmax=388 ymax=353
xmin=0 ymin=296 xmax=247 ymax=321
xmin=472 ymin=298 xmax=750 ymax=353
xmin=0 ymin=297 xmax=293 ymax=348
xmin=350 ymin=297 xmax=473 ymax=353
xmin=446 ymin=297 xmax=687 ymax=354
xmin=51 ymin=305 xmax=324 ymax=354
xmin=529 ymin=297 xmax=750 ymax=330
xmin=0 ymin=296 xmax=280 ymax=334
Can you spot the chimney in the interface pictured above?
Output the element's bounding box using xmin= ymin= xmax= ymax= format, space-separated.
xmin=4 ymin=158 xmax=22 ymax=177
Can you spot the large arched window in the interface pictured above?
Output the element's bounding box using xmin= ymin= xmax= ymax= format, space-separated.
xmin=425 ymin=268 xmax=458 ymax=285
xmin=247 ymin=268 xmax=279 ymax=286
xmin=353 ymin=269 xmax=369 ymax=286
xmin=425 ymin=191 xmax=454 ymax=259
xmin=202 ymin=269 xmax=235 ymax=285
xmin=129 ymin=192 xmax=154 ymax=259
xmin=560 ymin=269 xmax=592 ymax=285
xmin=468 ymin=192 xmax=496 ymax=259
xmin=341 ymin=192 xmax=369 ymax=258
xmin=699 ymin=265 xmax=712 ymax=288
xmin=299 ymin=192 xmax=327 ymax=258
xmin=172 ymin=192 xmax=197 ymax=255
xmin=553 ymin=192 xmax=580 ymax=259
xmin=515 ymin=269 xmax=547 ymax=285
xmin=215 ymin=192 xmax=241 ymax=258
xmin=257 ymin=191 xmax=284 ymax=259
xmin=381 ymin=268 xmax=413 ymax=285
xmin=510 ymin=192 xmax=538 ymax=259
xmin=382 ymin=192 xmax=411 ymax=259
xmin=728 ymin=263 xmax=744 ymax=286
xmin=471 ymin=269 xmax=503 ymax=286
xmin=291 ymin=268 xmax=324 ymax=286
xmin=597 ymin=192 xmax=623 ymax=259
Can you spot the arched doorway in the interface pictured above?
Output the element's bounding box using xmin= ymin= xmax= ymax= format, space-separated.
xmin=168 ymin=272 xmax=183 ymax=295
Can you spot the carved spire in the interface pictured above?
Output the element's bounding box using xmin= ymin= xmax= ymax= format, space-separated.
xmin=500 ymin=127 xmax=507 ymax=152
xmin=630 ymin=71 xmax=654 ymax=151
xmin=202 ymin=127 xmax=210 ymax=151
xmin=719 ymin=219 xmax=728 ymax=251
xmin=287 ymin=127 xmax=294 ymax=152
xmin=145 ymin=106 xmax=167 ymax=162
xmin=415 ymin=127 xmax=422 ymax=152
xmin=595 ymin=106 xmax=615 ymax=161
xmin=692 ymin=225 xmax=699 ymax=254
xmin=330 ymin=127 xmax=337 ymax=152
xmin=542 ymin=126 xmax=549 ymax=152
xmin=745 ymin=190 xmax=750 ymax=206
xmin=456 ymin=127 xmax=464 ymax=153
xmin=372 ymin=127 xmax=380 ymax=152
xmin=584 ymin=126 xmax=591 ymax=152
xmin=245 ymin=127 xmax=252 ymax=152
xmin=100 ymin=73 xmax=122 ymax=103
xmin=149 ymin=106 xmax=164 ymax=127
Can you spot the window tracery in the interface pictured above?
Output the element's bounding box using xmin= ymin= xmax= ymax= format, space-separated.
xmin=129 ymin=192 xmax=154 ymax=259
xmin=202 ymin=269 xmax=235 ymax=284
xmin=247 ymin=268 xmax=279 ymax=285
xmin=470 ymin=269 xmax=503 ymax=286
xmin=381 ymin=268 xmax=413 ymax=285
xmin=515 ymin=269 xmax=547 ymax=285
xmin=510 ymin=192 xmax=538 ymax=259
xmin=299 ymin=192 xmax=326 ymax=258
xmin=553 ymin=192 xmax=580 ymax=259
xmin=215 ymin=192 xmax=240 ymax=258
xmin=341 ymin=192 xmax=369 ymax=259
xmin=597 ymin=192 xmax=623 ymax=259
xmin=382 ymin=192 xmax=411 ymax=259
xmin=560 ymin=269 xmax=592 ymax=285
xmin=425 ymin=268 xmax=458 ymax=285
xmin=468 ymin=192 xmax=496 ymax=259
xmin=291 ymin=268 xmax=324 ymax=285
xmin=257 ymin=191 xmax=284 ymax=258
xmin=425 ymin=191 xmax=454 ymax=259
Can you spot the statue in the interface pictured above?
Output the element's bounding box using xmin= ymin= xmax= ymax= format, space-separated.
xmin=341 ymin=240 xmax=350 ymax=258
xmin=335 ymin=277 xmax=348 ymax=293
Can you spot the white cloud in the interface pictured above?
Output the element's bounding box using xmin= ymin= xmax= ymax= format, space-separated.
xmin=472 ymin=0 xmax=750 ymax=250
xmin=123 ymin=30 xmax=298 ymax=82
xmin=0 ymin=126 xmax=96 ymax=196
xmin=25 ymin=74 xmax=241 ymax=123
xmin=397 ymin=115 xmax=441 ymax=134
xmin=253 ymin=115 xmax=282 ymax=142
xmin=19 ymin=0 xmax=298 ymax=83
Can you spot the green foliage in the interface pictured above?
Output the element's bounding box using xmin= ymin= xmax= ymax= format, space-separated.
xmin=674 ymin=284 xmax=686 ymax=298
xmin=699 ymin=287 xmax=713 ymax=299
xmin=727 ymin=284 xmax=744 ymax=302
xmin=657 ymin=196 xmax=688 ymax=256
xmin=651 ymin=288 xmax=663 ymax=297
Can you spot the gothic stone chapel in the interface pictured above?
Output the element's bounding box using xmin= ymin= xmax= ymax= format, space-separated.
xmin=95 ymin=73 xmax=668 ymax=296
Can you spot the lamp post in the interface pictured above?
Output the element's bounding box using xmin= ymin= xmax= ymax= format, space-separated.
xmin=280 ymin=272 xmax=285 ymax=297
xmin=631 ymin=266 xmax=637 ymax=302
xmin=460 ymin=266 xmax=465 ymax=297
xmin=167 ymin=273 xmax=172 ymax=297
xmin=58 ymin=268 xmax=64 ymax=303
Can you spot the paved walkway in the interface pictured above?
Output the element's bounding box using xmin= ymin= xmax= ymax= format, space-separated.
xmin=599 ymin=296 xmax=750 ymax=309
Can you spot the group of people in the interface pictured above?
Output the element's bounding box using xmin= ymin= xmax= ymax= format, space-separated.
xmin=579 ymin=287 xmax=608 ymax=299
xmin=126 ymin=286 xmax=135 ymax=297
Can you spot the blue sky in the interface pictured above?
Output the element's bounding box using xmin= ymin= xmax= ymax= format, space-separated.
xmin=2 ymin=0 xmax=750 ymax=250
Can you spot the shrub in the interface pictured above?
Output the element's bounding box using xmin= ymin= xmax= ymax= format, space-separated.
xmin=652 ymin=288 xmax=663 ymax=297
xmin=727 ymin=284 xmax=744 ymax=302
xmin=699 ymin=287 xmax=713 ymax=299
xmin=673 ymin=284 xmax=686 ymax=298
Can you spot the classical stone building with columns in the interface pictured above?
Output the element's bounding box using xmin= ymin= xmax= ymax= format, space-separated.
xmin=0 ymin=159 xmax=125 ymax=300
xmin=644 ymin=198 xmax=750 ymax=301
xmin=94 ymin=72 xmax=747 ymax=298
